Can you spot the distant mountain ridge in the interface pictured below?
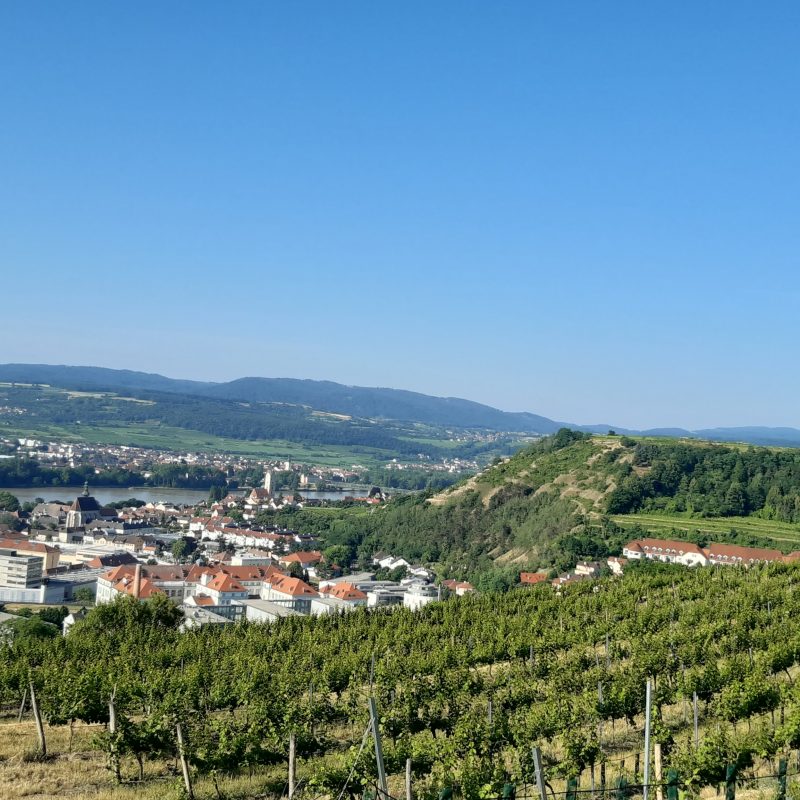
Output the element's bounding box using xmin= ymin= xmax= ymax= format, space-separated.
xmin=2 ymin=363 xmax=800 ymax=446
xmin=0 ymin=363 xmax=564 ymax=433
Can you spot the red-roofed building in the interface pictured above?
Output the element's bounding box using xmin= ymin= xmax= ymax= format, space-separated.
xmin=261 ymin=575 xmax=319 ymax=612
xmin=622 ymin=537 xmax=794 ymax=570
xmin=442 ymin=579 xmax=475 ymax=597
xmin=622 ymin=538 xmax=708 ymax=567
xmin=520 ymin=572 xmax=549 ymax=586
xmin=321 ymin=582 xmax=368 ymax=606
xmin=0 ymin=536 xmax=60 ymax=572
xmin=703 ymin=542 xmax=783 ymax=566
xmin=97 ymin=564 xmax=191 ymax=603
xmin=186 ymin=563 xmax=284 ymax=596
xmin=606 ymin=556 xmax=628 ymax=575
xmin=279 ymin=551 xmax=322 ymax=567
xmin=191 ymin=572 xmax=248 ymax=616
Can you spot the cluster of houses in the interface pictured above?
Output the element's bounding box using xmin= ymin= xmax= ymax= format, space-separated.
xmin=513 ymin=536 xmax=800 ymax=593
xmin=94 ymin=554 xmax=469 ymax=629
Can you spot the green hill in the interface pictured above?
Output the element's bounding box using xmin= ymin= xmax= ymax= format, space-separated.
xmin=0 ymin=383 xmax=525 ymax=468
xmin=0 ymin=363 xmax=564 ymax=433
xmin=283 ymin=430 xmax=800 ymax=582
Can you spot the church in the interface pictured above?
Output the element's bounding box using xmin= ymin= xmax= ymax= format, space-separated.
xmin=65 ymin=483 xmax=116 ymax=531
xmin=247 ymin=469 xmax=274 ymax=506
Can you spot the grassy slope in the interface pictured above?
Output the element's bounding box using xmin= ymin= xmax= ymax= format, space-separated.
xmin=421 ymin=432 xmax=800 ymax=568
xmin=430 ymin=432 xmax=622 ymax=514
xmin=612 ymin=513 xmax=800 ymax=549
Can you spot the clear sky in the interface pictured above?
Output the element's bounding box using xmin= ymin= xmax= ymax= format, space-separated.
xmin=2 ymin=2 xmax=799 ymax=430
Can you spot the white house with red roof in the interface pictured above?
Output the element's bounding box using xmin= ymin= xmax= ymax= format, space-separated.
xmin=442 ymin=579 xmax=475 ymax=597
xmin=319 ymin=581 xmax=368 ymax=607
xmin=261 ymin=575 xmax=319 ymax=613
xmin=622 ymin=538 xmax=709 ymax=567
xmin=188 ymin=572 xmax=249 ymax=619
xmin=96 ymin=564 xmax=188 ymax=603
xmin=606 ymin=556 xmax=628 ymax=575
xmin=622 ymin=537 xmax=800 ymax=569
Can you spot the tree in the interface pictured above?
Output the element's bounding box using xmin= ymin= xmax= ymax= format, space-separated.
xmin=0 ymin=512 xmax=24 ymax=531
xmin=171 ymin=538 xmax=196 ymax=563
xmin=323 ymin=545 xmax=354 ymax=569
xmin=287 ymin=562 xmax=304 ymax=579
xmin=1 ymin=616 xmax=59 ymax=643
xmin=0 ymin=491 xmax=20 ymax=512
xmin=73 ymin=587 xmax=96 ymax=604
xmin=37 ymin=606 xmax=69 ymax=626
xmin=475 ymin=567 xmax=519 ymax=593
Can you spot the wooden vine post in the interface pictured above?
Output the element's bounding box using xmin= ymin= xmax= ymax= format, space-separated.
xmin=108 ymin=685 xmax=121 ymax=782
xmin=176 ymin=722 xmax=195 ymax=800
xmin=29 ymin=680 xmax=46 ymax=757
xmin=289 ymin=731 xmax=296 ymax=799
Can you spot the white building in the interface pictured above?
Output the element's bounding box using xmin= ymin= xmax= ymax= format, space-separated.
xmin=237 ymin=598 xmax=301 ymax=623
xmin=622 ymin=539 xmax=708 ymax=567
xmin=0 ymin=548 xmax=43 ymax=589
xmin=403 ymin=583 xmax=439 ymax=611
xmin=260 ymin=575 xmax=319 ymax=613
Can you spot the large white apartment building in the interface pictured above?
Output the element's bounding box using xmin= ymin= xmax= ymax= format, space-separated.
xmin=0 ymin=548 xmax=43 ymax=589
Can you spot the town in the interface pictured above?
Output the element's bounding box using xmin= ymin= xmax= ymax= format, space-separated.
xmin=0 ymin=468 xmax=479 ymax=631
xmin=1 ymin=433 xmax=485 ymax=486
xmin=2 ymin=456 xmax=798 ymax=635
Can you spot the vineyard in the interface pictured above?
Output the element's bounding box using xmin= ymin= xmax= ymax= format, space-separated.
xmin=5 ymin=562 xmax=800 ymax=800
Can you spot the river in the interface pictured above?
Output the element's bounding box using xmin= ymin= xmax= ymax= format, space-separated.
xmin=3 ymin=486 xmax=366 ymax=507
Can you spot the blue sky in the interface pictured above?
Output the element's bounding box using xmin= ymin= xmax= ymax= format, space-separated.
xmin=2 ymin=2 xmax=799 ymax=429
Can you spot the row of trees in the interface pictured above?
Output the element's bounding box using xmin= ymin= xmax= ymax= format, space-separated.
xmin=0 ymin=458 xmax=230 ymax=490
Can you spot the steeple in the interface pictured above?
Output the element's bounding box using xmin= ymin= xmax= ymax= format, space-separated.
xmin=263 ymin=469 xmax=273 ymax=496
xmin=83 ymin=481 xmax=90 ymax=497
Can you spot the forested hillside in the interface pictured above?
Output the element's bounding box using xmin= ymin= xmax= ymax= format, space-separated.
xmin=0 ymin=364 xmax=562 ymax=433
xmin=0 ymin=384 xmax=517 ymax=463
xmin=271 ymin=431 xmax=800 ymax=582
xmin=607 ymin=440 xmax=800 ymax=521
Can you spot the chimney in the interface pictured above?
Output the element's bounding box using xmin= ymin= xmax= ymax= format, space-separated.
xmin=133 ymin=563 xmax=142 ymax=599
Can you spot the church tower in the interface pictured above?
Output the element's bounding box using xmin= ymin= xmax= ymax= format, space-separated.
xmin=263 ymin=469 xmax=273 ymax=497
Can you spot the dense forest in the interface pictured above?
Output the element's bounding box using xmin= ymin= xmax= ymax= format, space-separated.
xmin=607 ymin=441 xmax=800 ymax=521
xmin=5 ymin=564 xmax=800 ymax=799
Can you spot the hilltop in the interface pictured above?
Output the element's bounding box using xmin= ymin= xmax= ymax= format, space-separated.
xmin=294 ymin=430 xmax=800 ymax=583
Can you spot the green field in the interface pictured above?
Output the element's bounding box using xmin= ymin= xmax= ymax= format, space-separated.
xmin=612 ymin=512 xmax=800 ymax=548
xmin=0 ymin=420 xmax=391 ymax=467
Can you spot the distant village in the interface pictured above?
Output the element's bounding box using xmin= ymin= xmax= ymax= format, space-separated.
xmin=3 ymin=435 xmax=480 ymax=480
xmin=0 ymin=467 xmax=478 ymax=632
